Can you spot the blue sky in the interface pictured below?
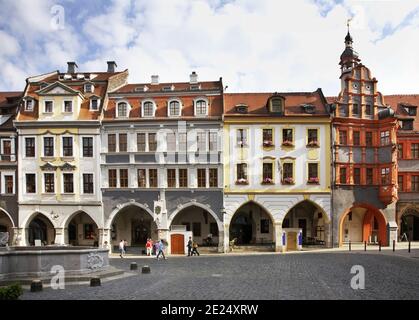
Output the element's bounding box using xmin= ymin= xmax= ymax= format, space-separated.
xmin=0 ymin=0 xmax=418 ymax=96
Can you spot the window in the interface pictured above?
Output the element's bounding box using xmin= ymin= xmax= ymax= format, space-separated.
xmin=120 ymin=169 xmax=128 ymax=188
xmin=108 ymin=169 xmax=117 ymax=188
xmin=353 ymin=131 xmax=360 ymax=146
xmin=26 ymin=174 xmax=36 ymax=193
xmin=25 ymin=99 xmax=34 ymax=111
xmin=83 ymin=224 xmax=95 ymax=240
xmin=82 ymin=137 xmax=93 ymax=157
xmin=365 ymin=104 xmax=373 ymax=116
xmin=197 ymin=168 xmax=206 ymax=187
xmin=44 ymin=101 xmax=53 ymax=113
xmin=407 ymin=107 xmax=417 ymax=116
xmin=412 ymin=176 xmax=419 ymax=192
xmin=260 ymin=219 xmax=270 ymax=233
xmin=209 ymin=168 xmax=218 ymax=187
xmin=401 ymin=120 xmax=413 ymax=130
xmin=179 ymin=169 xmax=188 ymax=188
xmin=195 ymin=100 xmax=207 ymax=116
xmin=149 ymin=133 xmax=157 ymax=152
xmin=43 ymin=137 xmax=54 ymax=157
xmin=237 ymin=129 xmax=247 ymax=147
xmin=143 ymin=101 xmax=154 ymax=117
xmin=398 ymin=175 xmax=404 ymax=191
xmin=167 ymin=169 xmax=176 ymax=188
xmin=366 ymin=168 xmax=374 ymax=185
xmin=381 ymin=168 xmax=390 ymax=185
xmin=339 ymin=130 xmax=347 ymax=145
xmin=262 ymin=163 xmax=273 ymax=183
xmin=366 ymin=132 xmax=373 ymax=146
xmin=117 ymin=102 xmax=128 ymax=118
xmin=83 ymin=174 xmax=94 ymax=194
xmin=237 ymin=164 xmax=247 ymax=182
xmin=307 ymin=129 xmax=318 ymax=146
xmin=270 ymin=98 xmax=283 ymax=113
xmin=169 ymin=101 xmax=181 ymax=116
xmin=411 ymin=143 xmax=419 ymax=159
xmin=137 ymin=133 xmax=146 ymax=152
xmin=179 ymin=133 xmax=187 ymax=152
xmin=192 ymin=222 xmax=201 ymax=237
xmin=283 ymin=163 xmax=293 ymax=182
xmin=339 ymin=167 xmax=347 ymax=184
xmin=263 ymin=129 xmax=273 ymax=147
xmin=167 ymin=133 xmax=176 ymax=152
xmin=308 ymin=163 xmax=319 ymax=183
xmin=339 ymin=104 xmax=348 ymax=117
xmin=209 ymin=132 xmax=218 ymax=151
xmin=62 ymin=137 xmax=73 ymax=157
xmin=4 ymin=175 xmax=13 ymax=194
xmin=352 ymin=103 xmax=359 ymax=116
xmin=63 ymin=173 xmax=74 ymax=193
xmin=84 ymin=83 xmax=93 ymax=93
xmin=397 ymin=144 xmax=403 ymax=159
xmin=149 ymin=169 xmax=158 ymax=188
xmin=25 ymin=137 xmax=35 ymax=157
xmin=197 ymin=132 xmax=207 ymax=152
xmin=64 ymin=101 xmax=73 ymax=112
xmin=137 ymin=169 xmax=146 ymax=187
xmin=380 ymin=131 xmax=390 ymax=146
xmin=353 ymin=167 xmax=361 ymax=184
xmin=282 ymin=129 xmax=293 ymax=145
xmin=108 ymin=134 xmax=116 ymax=152
xmin=119 ymin=134 xmax=127 ymax=152
xmin=2 ymin=140 xmax=11 ymax=159
xmin=44 ymin=173 xmax=55 ymax=193
xmin=90 ymin=99 xmax=99 ymax=111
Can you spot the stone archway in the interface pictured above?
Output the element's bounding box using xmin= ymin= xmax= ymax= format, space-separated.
xmin=65 ymin=211 xmax=100 ymax=246
xmin=399 ymin=208 xmax=419 ymax=241
xmin=0 ymin=209 xmax=14 ymax=245
xmin=26 ymin=213 xmax=56 ymax=246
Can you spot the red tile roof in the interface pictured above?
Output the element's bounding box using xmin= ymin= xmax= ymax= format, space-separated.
xmin=384 ymin=94 xmax=419 ymax=132
xmin=113 ymin=81 xmax=222 ymax=93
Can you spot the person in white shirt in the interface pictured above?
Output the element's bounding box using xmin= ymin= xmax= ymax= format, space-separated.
xmin=119 ymin=240 xmax=125 ymax=258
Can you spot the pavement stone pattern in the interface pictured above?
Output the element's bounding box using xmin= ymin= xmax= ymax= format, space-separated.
xmin=21 ymin=251 xmax=419 ymax=300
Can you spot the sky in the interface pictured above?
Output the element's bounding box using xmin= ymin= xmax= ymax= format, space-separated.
xmin=0 ymin=0 xmax=418 ymax=96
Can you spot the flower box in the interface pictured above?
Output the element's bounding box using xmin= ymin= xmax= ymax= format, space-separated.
xmin=281 ymin=140 xmax=294 ymax=147
xmin=282 ymin=177 xmax=294 ymax=185
xmin=307 ymin=140 xmax=320 ymax=148
xmin=261 ymin=177 xmax=274 ymax=185
xmin=263 ymin=140 xmax=274 ymax=148
xmin=307 ymin=177 xmax=319 ymax=184
xmin=236 ymin=179 xmax=249 ymax=185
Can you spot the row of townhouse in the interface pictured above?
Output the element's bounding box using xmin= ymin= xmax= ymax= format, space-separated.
xmin=0 ymin=31 xmax=418 ymax=254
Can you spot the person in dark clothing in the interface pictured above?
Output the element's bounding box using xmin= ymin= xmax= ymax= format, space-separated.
xmin=187 ymin=236 xmax=192 ymax=256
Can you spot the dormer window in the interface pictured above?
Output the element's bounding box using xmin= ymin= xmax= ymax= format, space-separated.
xmin=39 ymin=82 xmax=48 ymax=90
xmin=168 ymin=100 xmax=181 ymax=117
xmin=90 ymin=98 xmax=100 ymax=111
xmin=235 ymin=104 xmax=248 ymax=114
xmin=403 ymin=105 xmax=417 ymax=116
xmin=194 ymin=99 xmax=208 ymax=116
xmin=25 ymin=99 xmax=34 ymax=112
xmin=162 ymin=85 xmax=174 ymax=92
xmin=116 ymin=102 xmax=129 ymax=118
xmin=63 ymin=101 xmax=73 ymax=113
xmin=190 ymin=85 xmax=201 ymax=91
xmin=84 ymin=83 xmax=94 ymax=93
xmin=44 ymin=101 xmax=53 ymax=113
xmin=269 ymin=96 xmax=284 ymax=114
xmin=142 ymin=101 xmax=156 ymax=117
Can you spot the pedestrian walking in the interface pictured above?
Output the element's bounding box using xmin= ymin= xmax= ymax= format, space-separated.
xmin=124 ymin=239 xmax=128 ymax=254
xmin=119 ymin=239 xmax=125 ymax=258
xmin=146 ymin=238 xmax=153 ymax=256
xmin=187 ymin=236 xmax=192 ymax=256
xmin=156 ymin=240 xmax=167 ymax=260
xmin=191 ymin=241 xmax=200 ymax=256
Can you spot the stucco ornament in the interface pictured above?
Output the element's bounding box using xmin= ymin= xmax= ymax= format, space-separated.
xmin=50 ymin=211 xmax=59 ymax=220
xmin=0 ymin=232 xmax=9 ymax=246
xmin=87 ymin=253 xmax=104 ymax=270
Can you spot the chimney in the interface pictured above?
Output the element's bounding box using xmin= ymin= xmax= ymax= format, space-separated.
xmin=67 ymin=61 xmax=78 ymax=74
xmin=107 ymin=61 xmax=117 ymax=73
xmin=151 ymin=75 xmax=159 ymax=85
xmin=190 ymin=71 xmax=198 ymax=84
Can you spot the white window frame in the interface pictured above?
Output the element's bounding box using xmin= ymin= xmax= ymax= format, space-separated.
xmin=116 ymin=100 xmax=131 ymax=118
xmin=44 ymin=100 xmax=54 ymax=113
xmin=194 ymin=97 xmax=209 ymax=117
xmin=84 ymin=83 xmax=94 ymax=93
xmin=61 ymin=135 xmax=74 ymax=157
xmin=81 ymin=136 xmax=94 ymax=158
xmin=24 ymin=172 xmax=37 ymax=194
xmin=141 ymin=99 xmax=156 ymax=118
xmin=61 ymin=172 xmax=75 ymax=194
xmin=24 ymin=98 xmax=34 ymax=112
xmin=89 ymin=97 xmax=100 ymax=111
xmin=1 ymin=171 xmax=15 ymax=194
xmin=42 ymin=172 xmax=56 ymax=194
xmin=24 ymin=136 xmax=36 ymax=159
xmin=62 ymin=99 xmax=73 ymax=113
xmin=42 ymin=135 xmax=55 ymax=157
xmin=1 ymin=138 xmax=12 ymax=155
xmin=167 ymin=98 xmax=182 ymax=117
xmin=81 ymin=173 xmax=95 ymax=194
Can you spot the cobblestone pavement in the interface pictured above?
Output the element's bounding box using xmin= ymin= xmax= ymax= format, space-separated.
xmin=21 ymin=251 xmax=419 ymax=300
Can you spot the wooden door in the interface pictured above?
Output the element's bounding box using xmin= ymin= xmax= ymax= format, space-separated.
xmin=287 ymin=232 xmax=297 ymax=251
xmin=171 ymin=234 xmax=185 ymax=254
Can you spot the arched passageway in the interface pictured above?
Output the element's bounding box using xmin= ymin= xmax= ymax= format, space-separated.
xmin=0 ymin=210 xmax=14 ymax=245
xmin=400 ymin=208 xmax=419 ymax=241
xmin=66 ymin=211 xmax=99 ymax=246
xmin=27 ymin=213 xmax=55 ymax=246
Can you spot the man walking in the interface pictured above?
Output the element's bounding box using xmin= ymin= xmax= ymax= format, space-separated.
xmin=156 ymin=240 xmax=167 ymax=260
xmin=187 ymin=236 xmax=193 ymax=256
xmin=191 ymin=241 xmax=200 ymax=256
xmin=119 ymin=239 xmax=125 ymax=258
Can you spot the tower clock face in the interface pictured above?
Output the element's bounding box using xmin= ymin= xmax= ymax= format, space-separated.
xmin=352 ymin=83 xmax=359 ymax=89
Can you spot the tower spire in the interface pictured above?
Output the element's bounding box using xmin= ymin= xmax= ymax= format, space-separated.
xmin=339 ymin=19 xmax=360 ymax=75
